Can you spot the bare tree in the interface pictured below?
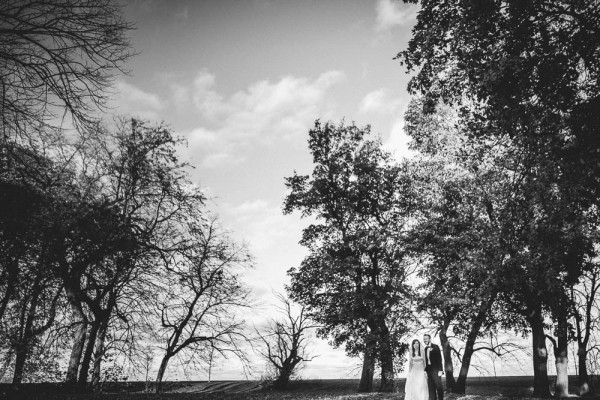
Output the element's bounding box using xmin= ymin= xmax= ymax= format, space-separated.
xmin=0 ymin=0 xmax=134 ymax=140
xmin=153 ymin=217 xmax=253 ymax=393
xmin=570 ymin=256 xmax=600 ymax=396
xmin=256 ymin=293 xmax=318 ymax=389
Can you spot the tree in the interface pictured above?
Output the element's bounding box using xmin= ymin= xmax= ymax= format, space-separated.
xmin=568 ymin=245 xmax=600 ymax=396
xmin=404 ymin=97 xmax=522 ymax=394
xmin=256 ymin=293 xmax=318 ymax=389
xmin=398 ymin=1 xmax=600 ymax=196
xmin=153 ymin=217 xmax=252 ymax=393
xmin=70 ymin=119 xmax=204 ymax=389
xmin=285 ymin=120 xmax=416 ymax=393
xmin=0 ymin=141 xmax=78 ymax=386
xmin=0 ymin=118 xmax=214 ymax=389
xmin=53 ymin=187 xmax=136 ymax=386
xmin=398 ymin=8 xmax=600 ymax=388
xmin=0 ymin=0 xmax=134 ymax=139
xmin=403 ymin=94 xmax=596 ymax=396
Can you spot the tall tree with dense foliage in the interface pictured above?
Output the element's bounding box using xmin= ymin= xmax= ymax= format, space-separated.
xmin=0 ymin=145 xmax=69 ymax=385
xmin=284 ymin=120 xmax=416 ymax=393
xmin=398 ymin=2 xmax=600 ymax=396
xmin=0 ymin=118 xmax=257 ymax=390
xmin=404 ymin=98 xmax=522 ymax=393
xmin=398 ymin=1 xmax=599 ymax=185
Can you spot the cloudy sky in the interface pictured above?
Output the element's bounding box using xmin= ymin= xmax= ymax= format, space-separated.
xmin=111 ymin=0 xmax=535 ymax=381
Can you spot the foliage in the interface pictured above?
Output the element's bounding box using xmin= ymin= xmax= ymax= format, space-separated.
xmin=0 ymin=119 xmax=253 ymax=389
xmin=285 ymin=120 xmax=417 ymax=392
xmin=398 ymin=4 xmax=600 ymax=392
xmin=398 ymin=0 xmax=600 ymax=187
xmin=402 ymin=96 xmax=525 ymax=392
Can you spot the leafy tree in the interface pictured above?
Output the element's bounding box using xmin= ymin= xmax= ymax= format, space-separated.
xmin=284 ymin=120 xmax=416 ymax=393
xmin=398 ymin=1 xmax=600 ymax=193
xmin=404 ymin=98 xmax=521 ymax=393
xmin=403 ymin=95 xmax=594 ymax=395
xmin=0 ymin=142 xmax=77 ymax=385
xmin=72 ymin=119 xmax=203 ymax=388
xmin=398 ymin=5 xmax=600 ymax=392
xmin=0 ymin=118 xmax=227 ymax=390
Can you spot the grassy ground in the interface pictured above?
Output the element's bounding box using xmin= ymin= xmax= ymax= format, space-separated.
xmin=1 ymin=376 xmax=597 ymax=400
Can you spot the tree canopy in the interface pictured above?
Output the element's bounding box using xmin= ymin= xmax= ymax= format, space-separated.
xmin=0 ymin=0 xmax=134 ymax=138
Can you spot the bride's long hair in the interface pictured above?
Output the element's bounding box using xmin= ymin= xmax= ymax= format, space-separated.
xmin=411 ymin=339 xmax=421 ymax=357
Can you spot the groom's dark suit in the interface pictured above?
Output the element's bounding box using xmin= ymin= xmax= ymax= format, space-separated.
xmin=424 ymin=343 xmax=444 ymax=400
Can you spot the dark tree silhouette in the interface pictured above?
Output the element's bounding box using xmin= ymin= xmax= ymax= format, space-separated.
xmin=0 ymin=0 xmax=134 ymax=139
xmin=154 ymin=218 xmax=252 ymax=393
xmin=398 ymin=3 xmax=600 ymax=394
xmin=285 ymin=120 xmax=415 ymax=393
xmin=256 ymin=293 xmax=318 ymax=389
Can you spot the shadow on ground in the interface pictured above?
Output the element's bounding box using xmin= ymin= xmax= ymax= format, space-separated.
xmin=1 ymin=376 xmax=598 ymax=400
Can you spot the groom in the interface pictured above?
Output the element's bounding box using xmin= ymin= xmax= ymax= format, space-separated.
xmin=423 ymin=334 xmax=444 ymax=400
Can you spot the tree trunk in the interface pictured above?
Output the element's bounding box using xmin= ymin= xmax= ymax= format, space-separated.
xmin=578 ymin=346 xmax=592 ymax=396
xmin=358 ymin=338 xmax=376 ymax=392
xmin=78 ymin=319 xmax=100 ymax=386
xmin=377 ymin=319 xmax=394 ymax=393
xmin=454 ymin=293 xmax=495 ymax=394
xmin=0 ymin=259 xmax=18 ymax=322
xmin=454 ymin=342 xmax=474 ymax=394
xmin=530 ymin=308 xmax=551 ymax=398
xmin=554 ymin=314 xmax=569 ymax=398
xmin=155 ymin=354 xmax=171 ymax=393
xmin=439 ymin=317 xmax=455 ymax=392
xmin=11 ymin=280 xmax=60 ymax=386
xmin=274 ymin=365 xmax=293 ymax=389
xmin=11 ymin=344 xmax=28 ymax=386
xmin=65 ymin=286 xmax=88 ymax=384
xmin=91 ymin=317 xmax=109 ymax=391
xmin=11 ymin=281 xmax=41 ymax=386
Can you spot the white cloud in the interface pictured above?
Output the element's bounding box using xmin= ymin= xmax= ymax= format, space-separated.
xmin=201 ymin=152 xmax=243 ymax=169
xmin=359 ymin=88 xmax=404 ymax=115
xmin=182 ymin=70 xmax=345 ymax=168
xmin=219 ymin=197 xmax=306 ymax=295
xmin=186 ymin=127 xmax=219 ymax=146
xmin=375 ymin=0 xmax=418 ymax=31
xmin=230 ymin=199 xmax=271 ymax=214
xmin=226 ymin=199 xmax=297 ymax=254
xmin=192 ymin=69 xmax=231 ymax=118
xmin=384 ymin=117 xmax=415 ymax=161
xmin=112 ymin=80 xmax=164 ymax=120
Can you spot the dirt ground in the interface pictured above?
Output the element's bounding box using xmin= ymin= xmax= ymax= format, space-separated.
xmin=1 ymin=376 xmax=597 ymax=400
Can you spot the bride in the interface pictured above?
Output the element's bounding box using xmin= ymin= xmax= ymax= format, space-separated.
xmin=405 ymin=339 xmax=429 ymax=400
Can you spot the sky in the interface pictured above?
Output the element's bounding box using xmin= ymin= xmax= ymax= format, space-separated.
xmin=110 ymin=0 xmax=551 ymax=382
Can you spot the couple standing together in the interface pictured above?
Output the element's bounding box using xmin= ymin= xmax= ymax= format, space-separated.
xmin=405 ymin=334 xmax=444 ymax=400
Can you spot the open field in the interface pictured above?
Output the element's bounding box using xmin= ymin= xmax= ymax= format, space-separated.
xmin=2 ymin=376 xmax=599 ymax=400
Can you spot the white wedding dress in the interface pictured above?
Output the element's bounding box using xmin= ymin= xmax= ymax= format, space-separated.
xmin=404 ymin=355 xmax=429 ymax=400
